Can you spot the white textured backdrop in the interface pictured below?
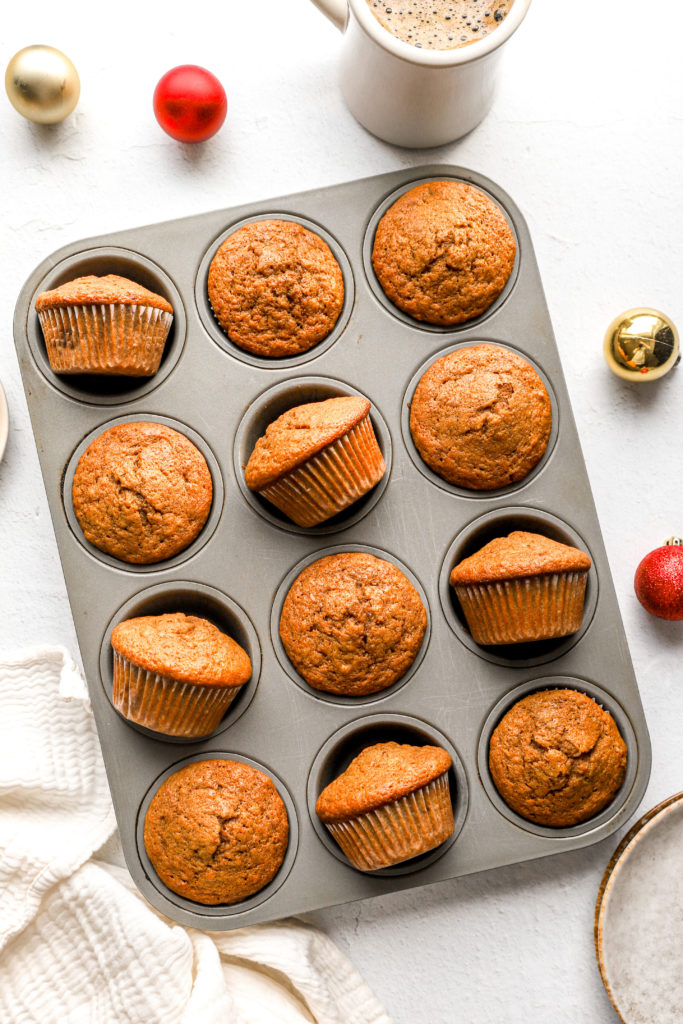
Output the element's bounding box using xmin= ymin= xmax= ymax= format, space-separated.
xmin=1 ymin=2 xmax=682 ymax=1021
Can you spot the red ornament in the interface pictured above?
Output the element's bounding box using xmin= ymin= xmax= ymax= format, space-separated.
xmin=153 ymin=65 xmax=227 ymax=143
xmin=634 ymin=540 xmax=683 ymax=620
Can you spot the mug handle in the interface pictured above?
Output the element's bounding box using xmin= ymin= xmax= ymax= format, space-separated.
xmin=309 ymin=0 xmax=349 ymax=31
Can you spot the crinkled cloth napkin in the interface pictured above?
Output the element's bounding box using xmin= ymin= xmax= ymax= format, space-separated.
xmin=0 ymin=647 xmax=393 ymax=1024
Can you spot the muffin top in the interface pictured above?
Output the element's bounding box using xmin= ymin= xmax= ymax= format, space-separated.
xmin=372 ymin=181 xmax=516 ymax=325
xmin=111 ymin=613 xmax=252 ymax=689
xmin=35 ymin=274 xmax=173 ymax=313
xmin=316 ymin=741 xmax=452 ymax=823
xmin=72 ymin=422 xmax=212 ymax=564
xmin=409 ymin=344 xmax=552 ymax=490
xmin=244 ymin=396 xmax=372 ymax=490
xmin=208 ymin=219 xmax=344 ymax=357
xmin=450 ymin=531 xmax=591 ymax=586
xmin=280 ymin=552 xmax=427 ymax=696
xmin=489 ymin=689 xmax=627 ymax=827
xmin=144 ymin=759 xmax=289 ymax=905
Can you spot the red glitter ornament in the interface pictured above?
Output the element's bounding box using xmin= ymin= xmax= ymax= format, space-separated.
xmin=153 ymin=65 xmax=227 ymax=143
xmin=634 ymin=539 xmax=683 ymax=621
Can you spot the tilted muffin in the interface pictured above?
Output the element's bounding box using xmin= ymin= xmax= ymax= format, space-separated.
xmin=409 ymin=344 xmax=552 ymax=490
xmin=316 ymin=742 xmax=454 ymax=870
xmin=111 ymin=613 xmax=252 ymax=737
xmin=208 ymin=219 xmax=344 ymax=357
xmin=280 ymin=552 xmax=427 ymax=696
xmin=35 ymin=274 xmax=173 ymax=376
xmin=450 ymin=531 xmax=591 ymax=645
xmin=244 ymin=396 xmax=385 ymax=527
xmin=144 ymin=759 xmax=289 ymax=904
xmin=489 ymin=689 xmax=628 ymax=827
xmin=72 ymin=421 xmax=212 ymax=564
xmin=372 ymin=181 xmax=516 ymax=325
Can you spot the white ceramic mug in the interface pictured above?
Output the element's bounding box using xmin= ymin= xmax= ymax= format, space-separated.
xmin=310 ymin=0 xmax=532 ymax=147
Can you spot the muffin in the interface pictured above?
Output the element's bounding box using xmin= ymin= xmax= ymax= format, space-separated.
xmin=244 ymin=396 xmax=385 ymax=527
xmin=72 ymin=421 xmax=212 ymax=564
xmin=144 ymin=759 xmax=289 ymax=904
xmin=35 ymin=274 xmax=173 ymax=375
xmin=409 ymin=344 xmax=552 ymax=490
xmin=280 ymin=552 xmax=427 ymax=696
xmin=208 ymin=219 xmax=344 ymax=357
xmin=449 ymin=531 xmax=591 ymax=645
xmin=111 ymin=613 xmax=252 ymax=737
xmin=372 ymin=180 xmax=516 ymax=325
xmin=316 ymin=742 xmax=454 ymax=871
xmin=489 ymin=689 xmax=628 ymax=827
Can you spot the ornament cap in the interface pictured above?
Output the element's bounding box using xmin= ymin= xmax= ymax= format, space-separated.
xmin=665 ymin=537 xmax=683 ymax=547
xmin=604 ymin=308 xmax=679 ymax=382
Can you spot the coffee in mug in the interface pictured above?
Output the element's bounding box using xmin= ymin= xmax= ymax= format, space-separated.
xmin=365 ymin=0 xmax=514 ymax=50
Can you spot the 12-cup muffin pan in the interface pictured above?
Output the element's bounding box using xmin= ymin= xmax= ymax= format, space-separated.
xmin=13 ymin=165 xmax=651 ymax=929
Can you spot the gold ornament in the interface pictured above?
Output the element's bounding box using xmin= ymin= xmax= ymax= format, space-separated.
xmin=5 ymin=45 xmax=80 ymax=124
xmin=604 ymin=307 xmax=680 ymax=382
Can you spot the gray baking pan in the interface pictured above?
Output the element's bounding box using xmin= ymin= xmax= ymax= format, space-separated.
xmin=13 ymin=165 xmax=651 ymax=929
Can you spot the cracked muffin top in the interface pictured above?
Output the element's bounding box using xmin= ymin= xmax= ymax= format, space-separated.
xmin=144 ymin=759 xmax=289 ymax=905
xmin=280 ymin=552 xmax=427 ymax=696
xmin=72 ymin=421 xmax=212 ymax=564
xmin=371 ymin=180 xmax=516 ymax=325
xmin=111 ymin=613 xmax=252 ymax=688
xmin=450 ymin=532 xmax=591 ymax=586
xmin=489 ymin=689 xmax=627 ymax=827
xmin=207 ymin=219 xmax=344 ymax=357
xmin=409 ymin=344 xmax=552 ymax=490
xmin=35 ymin=274 xmax=173 ymax=312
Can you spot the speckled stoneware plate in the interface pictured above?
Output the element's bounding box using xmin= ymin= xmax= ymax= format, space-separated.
xmin=595 ymin=792 xmax=683 ymax=1023
xmin=0 ymin=378 xmax=8 ymax=465
xmin=12 ymin=165 xmax=651 ymax=930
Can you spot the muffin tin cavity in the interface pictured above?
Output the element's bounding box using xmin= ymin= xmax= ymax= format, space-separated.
xmin=63 ymin=413 xmax=224 ymax=574
xmin=99 ymin=582 xmax=261 ymax=742
xmin=27 ymin=247 xmax=185 ymax=406
xmin=363 ymin=176 xmax=520 ymax=333
xmin=271 ymin=543 xmax=431 ymax=707
xmin=477 ymin=677 xmax=638 ymax=840
xmin=439 ymin=507 xmax=598 ymax=667
xmin=402 ymin=340 xmax=559 ymax=499
xmin=233 ymin=376 xmax=392 ymax=536
xmin=196 ymin=213 xmax=354 ymax=369
xmin=307 ymin=714 xmax=468 ymax=876
xmin=136 ymin=752 xmax=298 ymax=918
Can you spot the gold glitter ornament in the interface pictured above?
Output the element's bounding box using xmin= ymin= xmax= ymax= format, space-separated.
xmin=604 ymin=307 xmax=679 ymax=382
xmin=5 ymin=45 xmax=80 ymax=124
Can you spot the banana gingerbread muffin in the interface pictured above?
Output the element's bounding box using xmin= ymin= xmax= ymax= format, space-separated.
xmin=316 ymin=741 xmax=454 ymax=870
xmin=35 ymin=274 xmax=173 ymax=375
xmin=244 ymin=396 xmax=385 ymax=527
xmin=72 ymin=421 xmax=212 ymax=564
xmin=372 ymin=180 xmax=516 ymax=325
xmin=409 ymin=344 xmax=552 ymax=490
xmin=280 ymin=552 xmax=427 ymax=696
xmin=489 ymin=689 xmax=628 ymax=827
xmin=144 ymin=759 xmax=289 ymax=904
xmin=208 ymin=219 xmax=344 ymax=357
xmin=111 ymin=613 xmax=252 ymax=737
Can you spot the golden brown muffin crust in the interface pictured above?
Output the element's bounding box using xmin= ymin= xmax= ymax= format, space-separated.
xmin=280 ymin=552 xmax=427 ymax=696
xmin=35 ymin=274 xmax=173 ymax=313
xmin=409 ymin=344 xmax=552 ymax=490
xmin=144 ymin=759 xmax=289 ymax=905
xmin=244 ymin=396 xmax=371 ymax=490
xmin=111 ymin=613 xmax=252 ymax=688
xmin=450 ymin=532 xmax=592 ymax=586
xmin=489 ymin=689 xmax=627 ymax=827
xmin=316 ymin=742 xmax=452 ymax=823
xmin=208 ymin=220 xmax=344 ymax=357
xmin=372 ymin=181 xmax=516 ymax=325
xmin=72 ymin=422 xmax=212 ymax=564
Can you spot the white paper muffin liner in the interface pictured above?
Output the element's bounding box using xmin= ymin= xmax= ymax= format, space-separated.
xmin=38 ymin=303 xmax=172 ymax=375
xmin=453 ymin=570 xmax=588 ymax=645
xmin=325 ymin=773 xmax=454 ymax=871
xmin=257 ymin=414 xmax=386 ymax=527
xmin=112 ymin=651 xmax=241 ymax=738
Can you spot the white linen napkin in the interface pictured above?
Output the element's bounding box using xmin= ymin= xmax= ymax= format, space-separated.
xmin=0 ymin=647 xmax=393 ymax=1024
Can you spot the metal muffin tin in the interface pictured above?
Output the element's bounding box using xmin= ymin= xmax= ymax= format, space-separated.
xmin=13 ymin=165 xmax=651 ymax=929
